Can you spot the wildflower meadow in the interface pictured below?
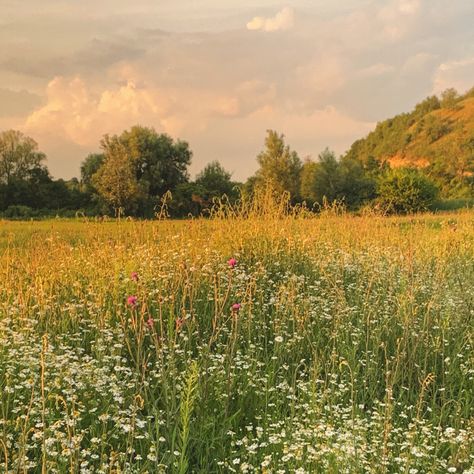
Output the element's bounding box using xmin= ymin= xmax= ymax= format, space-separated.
xmin=1 ymin=200 xmax=473 ymax=473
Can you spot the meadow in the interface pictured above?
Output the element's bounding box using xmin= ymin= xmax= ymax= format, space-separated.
xmin=1 ymin=200 xmax=473 ymax=473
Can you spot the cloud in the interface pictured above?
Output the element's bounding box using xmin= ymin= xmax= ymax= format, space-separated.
xmin=24 ymin=76 xmax=176 ymax=147
xmin=432 ymin=57 xmax=474 ymax=94
xmin=0 ymin=38 xmax=145 ymax=80
xmin=246 ymin=7 xmax=295 ymax=32
xmin=357 ymin=63 xmax=395 ymax=78
xmin=0 ymin=88 xmax=42 ymax=117
xmin=377 ymin=0 xmax=421 ymax=40
xmin=212 ymin=80 xmax=277 ymax=118
xmin=397 ymin=0 xmax=421 ymax=15
xmin=1 ymin=0 xmax=473 ymax=180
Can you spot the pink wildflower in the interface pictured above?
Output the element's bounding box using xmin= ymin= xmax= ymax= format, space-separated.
xmin=127 ymin=295 xmax=138 ymax=307
xmin=131 ymin=271 xmax=139 ymax=281
xmin=228 ymin=257 xmax=237 ymax=269
xmin=232 ymin=303 xmax=241 ymax=312
xmin=146 ymin=318 xmax=154 ymax=328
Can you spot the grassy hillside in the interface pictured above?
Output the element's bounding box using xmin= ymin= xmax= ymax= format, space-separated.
xmin=345 ymin=88 xmax=474 ymax=196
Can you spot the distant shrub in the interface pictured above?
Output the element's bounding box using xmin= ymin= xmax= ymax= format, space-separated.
xmin=413 ymin=95 xmax=441 ymax=117
xmin=425 ymin=117 xmax=451 ymax=143
xmin=440 ymin=88 xmax=460 ymax=110
xmin=377 ymin=168 xmax=439 ymax=214
xmin=2 ymin=205 xmax=35 ymax=219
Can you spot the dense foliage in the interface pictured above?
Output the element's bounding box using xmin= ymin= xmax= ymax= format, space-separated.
xmin=377 ymin=168 xmax=439 ymax=214
xmin=345 ymin=87 xmax=474 ymax=198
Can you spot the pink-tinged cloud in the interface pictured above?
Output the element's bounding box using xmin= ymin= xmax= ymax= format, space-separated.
xmin=24 ymin=76 xmax=177 ymax=146
xmin=247 ymin=7 xmax=295 ymax=32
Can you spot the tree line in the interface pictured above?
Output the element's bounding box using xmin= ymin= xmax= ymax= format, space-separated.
xmin=0 ymin=119 xmax=467 ymax=219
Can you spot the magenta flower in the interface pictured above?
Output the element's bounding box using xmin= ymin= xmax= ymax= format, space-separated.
xmin=146 ymin=318 xmax=154 ymax=328
xmin=231 ymin=303 xmax=241 ymax=312
xmin=131 ymin=271 xmax=139 ymax=281
xmin=127 ymin=295 xmax=138 ymax=307
xmin=227 ymin=258 xmax=237 ymax=269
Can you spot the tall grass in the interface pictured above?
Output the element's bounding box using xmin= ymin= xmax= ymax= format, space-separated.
xmin=0 ymin=193 xmax=473 ymax=472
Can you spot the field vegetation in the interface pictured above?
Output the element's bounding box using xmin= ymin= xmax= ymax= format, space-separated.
xmin=1 ymin=195 xmax=474 ymax=472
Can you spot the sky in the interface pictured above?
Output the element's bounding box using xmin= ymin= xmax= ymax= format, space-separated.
xmin=1 ymin=0 xmax=473 ymax=181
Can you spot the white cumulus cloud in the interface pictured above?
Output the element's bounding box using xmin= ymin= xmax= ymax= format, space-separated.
xmin=246 ymin=7 xmax=295 ymax=32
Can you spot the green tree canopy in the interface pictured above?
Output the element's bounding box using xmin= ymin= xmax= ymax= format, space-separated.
xmin=300 ymin=149 xmax=376 ymax=208
xmin=0 ymin=130 xmax=46 ymax=185
xmin=440 ymin=88 xmax=459 ymax=109
xmin=195 ymin=160 xmax=235 ymax=199
xmin=81 ymin=153 xmax=105 ymax=190
xmin=108 ymin=126 xmax=192 ymax=197
xmin=312 ymin=148 xmax=344 ymax=204
xmin=300 ymin=158 xmax=318 ymax=203
xmin=255 ymin=130 xmax=302 ymax=200
xmin=377 ymin=168 xmax=439 ymax=214
xmin=92 ymin=138 xmax=141 ymax=214
xmin=92 ymin=125 xmax=192 ymax=216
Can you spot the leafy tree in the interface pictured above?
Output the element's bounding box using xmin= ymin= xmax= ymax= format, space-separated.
xmin=195 ymin=160 xmax=237 ymax=200
xmin=300 ymin=151 xmax=376 ymax=208
xmin=96 ymin=126 xmax=192 ymax=215
xmin=440 ymin=88 xmax=459 ymax=109
xmin=425 ymin=116 xmax=451 ymax=143
xmin=413 ymin=95 xmax=440 ymax=118
xmin=312 ymin=148 xmax=344 ymax=204
xmin=0 ymin=130 xmax=78 ymax=212
xmin=168 ymin=182 xmax=208 ymax=217
xmin=0 ymin=130 xmax=46 ymax=185
xmin=339 ymin=156 xmax=377 ymax=207
xmin=255 ymin=130 xmax=302 ymax=200
xmin=377 ymin=168 xmax=438 ymax=214
xmin=81 ymin=153 xmax=105 ymax=191
xmin=300 ymin=159 xmax=318 ymax=203
xmin=92 ymin=138 xmax=141 ymax=214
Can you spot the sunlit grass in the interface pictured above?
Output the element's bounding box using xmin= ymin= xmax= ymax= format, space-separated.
xmin=1 ymin=199 xmax=473 ymax=472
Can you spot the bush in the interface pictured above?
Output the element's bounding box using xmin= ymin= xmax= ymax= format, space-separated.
xmin=2 ymin=205 xmax=36 ymax=219
xmin=377 ymin=168 xmax=439 ymax=214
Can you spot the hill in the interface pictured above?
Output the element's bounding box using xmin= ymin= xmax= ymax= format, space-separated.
xmin=345 ymin=87 xmax=474 ymax=196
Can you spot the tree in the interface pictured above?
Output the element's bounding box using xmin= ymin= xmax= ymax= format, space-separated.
xmin=0 ymin=130 xmax=46 ymax=185
xmin=377 ymin=168 xmax=438 ymax=214
xmin=312 ymin=148 xmax=344 ymax=204
xmin=0 ymin=130 xmax=71 ymax=212
xmin=255 ymin=130 xmax=302 ymax=200
xmin=96 ymin=126 xmax=192 ymax=215
xmin=300 ymin=158 xmax=318 ymax=203
xmin=300 ymin=150 xmax=376 ymax=208
xmin=168 ymin=182 xmax=208 ymax=217
xmin=413 ymin=95 xmax=440 ymax=118
xmin=92 ymin=138 xmax=141 ymax=214
xmin=195 ymin=160 xmax=237 ymax=201
xmin=339 ymin=156 xmax=377 ymax=207
xmin=81 ymin=153 xmax=105 ymax=191
xmin=440 ymin=88 xmax=459 ymax=109
xmin=425 ymin=116 xmax=451 ymax=143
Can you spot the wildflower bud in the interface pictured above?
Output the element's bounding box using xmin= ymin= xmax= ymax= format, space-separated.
xmin=127 ymin=295 xmax=138 ymax=307
xmin=227 ymin=258 xmax=237 ymax=269
xmin=232 ymin=303 xmax=241 ymax=312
